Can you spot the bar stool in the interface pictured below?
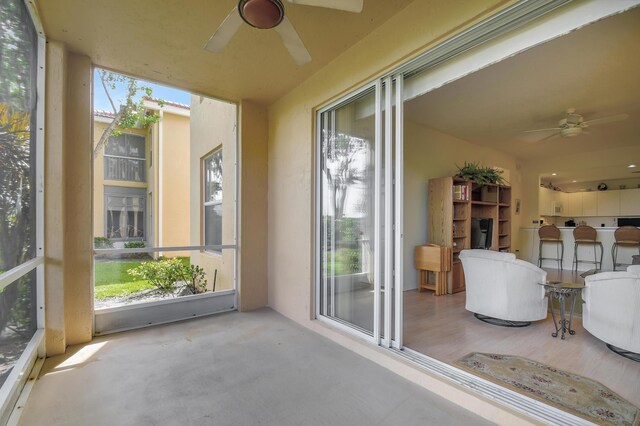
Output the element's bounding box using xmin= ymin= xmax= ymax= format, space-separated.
xmin=538 ymin=225 xmax=564 ymax=270
xmin=572 ymin=225 xmax=603 ymax=272
xmin=612 ymin=226 xmax=640 ymax=271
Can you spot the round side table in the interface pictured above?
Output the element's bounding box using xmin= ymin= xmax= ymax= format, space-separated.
xmin=539 ymin=281 xmax=585 ymax=340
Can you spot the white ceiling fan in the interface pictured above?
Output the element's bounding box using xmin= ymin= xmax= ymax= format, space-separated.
xmin=204 ymin=0 xmax=364 ymax=66
xmin=523 ymin=108 xmax=629 ymax=142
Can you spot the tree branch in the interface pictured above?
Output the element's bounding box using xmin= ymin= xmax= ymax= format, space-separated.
xmin=99 ymin=71 xmax=118 ymax=114
xmin=93 ymin=105 xmax=125 ymax=158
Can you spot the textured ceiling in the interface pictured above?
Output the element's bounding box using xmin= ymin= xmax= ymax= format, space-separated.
xmin=38 ymin=0 xmax=413 ymax=104
xmin=405 ymin=7 xmax=640 ymax=181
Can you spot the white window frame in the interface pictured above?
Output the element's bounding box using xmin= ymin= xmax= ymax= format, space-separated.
xmin=104 ymin=186 xmax=147 ymax=241
xmin=203 ymin=148 xmax=223 ymax=254
xmin=103 ymin=133 xmax=147 ymax=182
xmin=0 ymin=0 xmax=47 ymax=422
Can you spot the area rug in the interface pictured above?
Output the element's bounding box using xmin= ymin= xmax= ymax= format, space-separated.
xmin=455 ymin=353 xmax=640 ymax=426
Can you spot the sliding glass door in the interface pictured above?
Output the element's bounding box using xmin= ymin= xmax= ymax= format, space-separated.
xmin=316 ymin=76 xmax=403 ymax=348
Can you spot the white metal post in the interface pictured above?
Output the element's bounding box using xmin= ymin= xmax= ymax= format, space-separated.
xmin=393 ymin=75 xmax=404 ymax=350
xmin=373 ymin=80 xmax=382 ymax=344
xmin=383 ymin=77 xmax=393 ymax=348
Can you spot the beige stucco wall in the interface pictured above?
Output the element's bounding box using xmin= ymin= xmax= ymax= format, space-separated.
xmin=189 ymin=95 xmax=236 ymax=292
xmin=238 ymin=100 xmax=268 ymax=311
xmin=267 ymin=0 xmax=512 ymax=323
xmin=45 ymin=42 xmax=94 ymax=355
xmin=160 ymin=112 xmax=191 ymax=255
xmin=44 ymin=41 xmax=67 ymax=355
xmin=404 ymin=119 xmax=522 ymax=289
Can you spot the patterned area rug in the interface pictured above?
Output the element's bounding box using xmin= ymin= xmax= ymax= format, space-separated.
xmin=455 ymin=353 xmax=640 ymax=426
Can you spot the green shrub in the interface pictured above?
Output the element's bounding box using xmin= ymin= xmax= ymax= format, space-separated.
xmin=94 ymin=237 xmax=113 ymax=248
xmin=179 ymin=264 xmax=208 ymax=295
xmin=124 ymin=241 xmax=145 ymax=249
xmin=127 ymin=257 xmax=207 ymax=294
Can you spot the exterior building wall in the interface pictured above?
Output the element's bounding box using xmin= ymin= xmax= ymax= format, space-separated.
xmin=92 ymin=108 xmax=190 ymax=253
xmin=160 ymin=112 xmax=191 ymax=255
xmin=189 ymin=95 xmax=236 ymax=292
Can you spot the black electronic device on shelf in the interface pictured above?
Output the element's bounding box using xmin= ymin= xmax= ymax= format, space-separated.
xmin=471 ymin=218 xmax=493 ymax=249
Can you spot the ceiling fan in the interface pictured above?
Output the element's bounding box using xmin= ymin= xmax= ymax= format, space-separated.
xmin=204 ymin=0 xmax=364 ymax=66
xmin=523 ymin=108 xmax=629 ymax=142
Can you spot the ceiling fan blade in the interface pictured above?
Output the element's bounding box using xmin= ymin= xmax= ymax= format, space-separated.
xmin=287 ymin=0 xmax=363 ymax=13
xmin=204 ymin=7 xmax=243 ymax=53
xmin=582 ymin=113 xmax=629 ymax=127
xmin=274 ymin=16 xmax=311 ymax=66
xmin=525 ymin=132 xmax=560 ymax=143
xmin=523 ymin=127 xmax=561 ymax=133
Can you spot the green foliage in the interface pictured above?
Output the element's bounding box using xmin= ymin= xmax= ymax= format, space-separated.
xmin=128 ymin=257 xmax=183 ymax=292
xmin=323 ymin=248 xmax=362 ymax=276
xmin=94 ymin=69 xmax=164 ymax=156
xmin=179 ymin=264 xmax=208 ymax=295
xmin=455 ymin=161 xmax=508 ymax=186
xmin=127 ymin=257 xmax=208 ymax=295
xmin=124 ymin=241 xmax=145 ymax=249
xmin=94 ymin=237 xmax=114 ymax=249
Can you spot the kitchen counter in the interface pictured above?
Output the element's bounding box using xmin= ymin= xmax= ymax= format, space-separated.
xmin=521 ymin=226 xmax=618 ymax=230
xmin=519 ymin=227 xmax=636 ymax=271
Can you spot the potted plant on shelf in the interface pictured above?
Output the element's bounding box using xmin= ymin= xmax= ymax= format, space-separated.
xmin=455 ymin=161 xmax=508 ymax=186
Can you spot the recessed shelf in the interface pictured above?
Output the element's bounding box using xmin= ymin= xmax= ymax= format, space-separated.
xmin=471 ymin=201 xmax=498 ymax=205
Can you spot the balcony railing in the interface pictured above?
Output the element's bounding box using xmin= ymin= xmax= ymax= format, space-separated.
xmin=105 ymin=156 xmax=145 ymax=182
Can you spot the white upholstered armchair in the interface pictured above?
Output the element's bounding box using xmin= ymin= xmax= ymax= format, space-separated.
xmin=583 ymin=266 xmax=640 ymax=361
xmin=459 ymin=249 xmax=548 ymax=326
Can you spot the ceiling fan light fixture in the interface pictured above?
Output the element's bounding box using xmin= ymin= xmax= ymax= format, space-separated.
xmin=560 ymin=127 xmax=582 ymax=138
xmin=239 ymin=0 xmax=284 ymax=29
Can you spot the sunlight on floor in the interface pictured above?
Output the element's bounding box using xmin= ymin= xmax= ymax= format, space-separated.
xmin=50 ymin=342 xmax=108 ymax=373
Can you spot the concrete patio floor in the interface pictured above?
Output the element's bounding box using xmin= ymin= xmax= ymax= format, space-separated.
xmin=19 ymin=308 xmax=494 ymax=426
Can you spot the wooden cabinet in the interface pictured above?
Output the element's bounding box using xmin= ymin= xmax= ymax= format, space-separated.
xmin=597 ymin=190 xmax=620 ymax=216
xmin=428 ymin=176 xmax=511 ymax=294
xmin=582 ymin=192 xmax=597 ymax=216
xmin=566 ymin=192 xmax=583 ymax=217
xmin=620 ymin=188 xmax=640 ymax=216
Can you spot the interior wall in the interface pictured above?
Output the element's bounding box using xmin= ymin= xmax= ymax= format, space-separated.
xmin=403 ymin=119 xmax=522 ymax=289
xmin=267 ymin=0 xmax=511 ymax=323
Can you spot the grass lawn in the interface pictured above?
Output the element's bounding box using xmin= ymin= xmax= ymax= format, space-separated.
xmin=94 ymin=257 xmax=190 ymax=299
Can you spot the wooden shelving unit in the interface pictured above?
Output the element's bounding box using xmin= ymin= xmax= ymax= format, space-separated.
xmin=427 ymin=176 xmax=512 ymax=294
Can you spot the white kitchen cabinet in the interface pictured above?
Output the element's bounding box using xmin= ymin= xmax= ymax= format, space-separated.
xmin=597 ymin=190 xmax=620 ymax=216
xmin=539 ymin=187 xmax=553 ymax=216
xmin=582 ymin=192 xmax=597 ymax=216
xmin=620 ymin=188 xmax=640 ymax=216
xmin=539 ymin=188 xmax=566 ymax=216
xmin=566 ymin=192 xmax=583 ymax=217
